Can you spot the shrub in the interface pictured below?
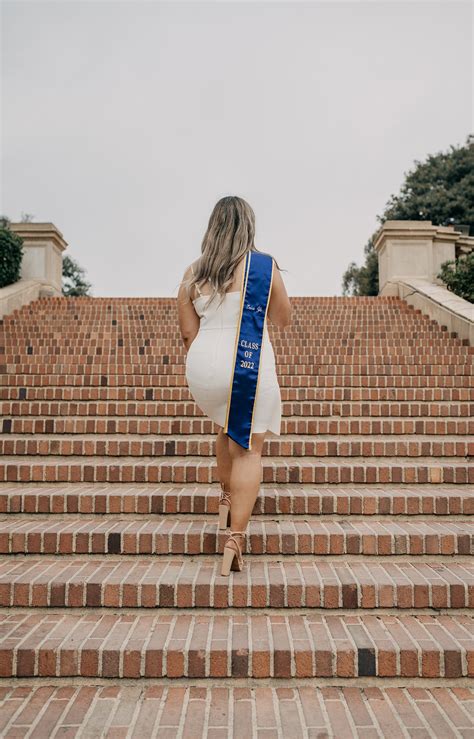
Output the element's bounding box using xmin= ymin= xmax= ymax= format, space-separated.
xmin=437 ymin=252 xmax=474 ymax=303
xmin=0 ymin=223 xmax=24 ymax=288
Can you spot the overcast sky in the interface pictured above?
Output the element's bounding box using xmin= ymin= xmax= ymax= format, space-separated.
xmin=1 ymin=1 xmax=472 ymax=297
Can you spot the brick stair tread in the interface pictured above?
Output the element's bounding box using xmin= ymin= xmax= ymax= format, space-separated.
xmin=0 ymin=685 xmax=472 ymax=738
xmin=3 ymin=376 xmax=474 ymax=391
xmin=1 ymin=483 xmax=471 ymax=516
xmin=0 ymin=611 xmax=472 ymax=678
xmin=3 ymin=432 xmax=471 ymax=442
xmin=1 ymin=558 xmax=472 ymax=609
xmin=1 ymin=519 xmax=472 ymax=556
xmin=2 ymin=457 xmax=472 ymax=484
xmin=3 ymin=389 xmax=472 ymax=400
xmin=6 ymin=371 xmax=471 ymax=381
xmin=2 ymin=435 xmax=471 ymax=462
xmin=5 ymin=364 xmax=473 ymax=374
xmin=4 ymin=413 xmax=473 ymax=426
xmin=5 ymin=347 xmax=471 ymax=355
xmin=2 ymin=454 xmax=471 ymax=464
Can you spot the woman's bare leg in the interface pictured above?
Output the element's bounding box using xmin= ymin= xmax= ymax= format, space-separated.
xmin=227 ymin=431 xmax=267 ymax=531
xmin=215 ymin=426 xmax=231 ymax=493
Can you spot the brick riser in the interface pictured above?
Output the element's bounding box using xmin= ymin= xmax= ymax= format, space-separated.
xmin=0 ymin=612 xmax=472 ymax=679
xmin=1 ymin=437 xmax=472 ymax=457
xmin=0 ymin=560 xmax=472 ymax=610
xmin=3 ymin=419 xmax=474 ymax=436
xmin=1 ymin=485 xmax=471 ymax=515
xmin=2 ymin=459 xmax=471 ymax=484
xmin=2 ymin=388 xmax=472 ymax=400
xmin=0 ymin=519 xmax=472 ymax=556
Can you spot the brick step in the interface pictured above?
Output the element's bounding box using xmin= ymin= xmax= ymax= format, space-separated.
xmin=0 ymin=382 xmax=474 ymax=398
xmin=0 ymin=310 xmax=458 ymax=325
xmin=4 ymin=338 xmax=469 ymax=351
xmin=6 ymin=317 xmax=441 ymax=328
xmin=0 ymin=305 xmax=453 ymax=320
xmin=3 ymin=374 xmax=472 ymax=390
xmin=0 ymin=298 xmax=429 ymax=311
xmin=5 ymin=330 xmax=462 ymax=343
xmin=3 ymin=325 xmax=462 ymax=336
xmin=1 ymin=456 xmax=471 ymax=484
xmin=0 ymin=307 xmax=445 ymax=316
xmin=2 ymin=331 xmax=468 ymax=344
xmin=0 ymin=303 xmax=452 ymax=317
xmin=3 ymin=386 xmax=472 ymax=402
xmin=4 ymin=401 xmax=473 ymax=421
xmin=0 ymin=611 xmax=472 ymax=678
xmin=1 ymin=559 xmax=472 ymax=610
xmin=4 ymin=416 xmax=474 ymax=438
xmin=3 ymin=352 xmax=473 ymax=367
xmin=4 ymin=364 xmax=473 ymax=379
xmin=1 ymin=434 xmax=472 ymax=459
xmin=5 ymin=351 xmax=472 ymax=367
xmin=0 ymin=519 xmax=472 ymax=556
xmin=2 ymin=483 xmax=471 ymax=516
xmin=0 ymin=685 xmax=472 ymax=738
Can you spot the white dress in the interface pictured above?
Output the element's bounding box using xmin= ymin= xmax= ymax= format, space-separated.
xmin=185 ymin=281 xmax=282 ymax=438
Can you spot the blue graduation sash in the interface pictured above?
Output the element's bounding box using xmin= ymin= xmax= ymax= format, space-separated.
xmin=223 ymin=251 xmax=274 ymax=449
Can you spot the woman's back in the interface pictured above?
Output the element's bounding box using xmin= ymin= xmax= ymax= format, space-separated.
xmin=186 ymin=255 xmax=281 ymax=436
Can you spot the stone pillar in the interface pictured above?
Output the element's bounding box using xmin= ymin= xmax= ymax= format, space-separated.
xmin=373 ymin=220 xmax=467 ymax=296
xmin=8 ymin=222 xmax=68 ymax=296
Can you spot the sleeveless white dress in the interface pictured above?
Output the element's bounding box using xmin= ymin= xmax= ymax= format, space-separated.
xmin=185 ymin=276 xmax=282 ymax=438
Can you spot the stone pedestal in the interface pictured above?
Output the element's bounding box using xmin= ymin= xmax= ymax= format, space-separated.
xmin=8 ymin=222 xmax=68 ymax=296
xmin=373 ymin=220 xmax=465 ymax=296
xmin=373 ymin=220 xmax=474 ymax=343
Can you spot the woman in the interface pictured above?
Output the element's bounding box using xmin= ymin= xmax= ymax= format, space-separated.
xmin=177 ymin=196 xmax=292 ymax=576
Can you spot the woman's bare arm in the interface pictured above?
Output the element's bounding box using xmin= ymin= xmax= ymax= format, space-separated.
xmin=177 ymin=265 xmax=200 ymax=352
xmin=267 ymin=261 xmax=292 ymax=329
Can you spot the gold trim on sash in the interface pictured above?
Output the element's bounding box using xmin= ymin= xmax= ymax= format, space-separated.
xmin=223 ymin=252 xmax=251 ymax=436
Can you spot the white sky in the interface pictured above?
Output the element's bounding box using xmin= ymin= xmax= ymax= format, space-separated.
xmin=1 ymin=0 xmax=472 ymax=297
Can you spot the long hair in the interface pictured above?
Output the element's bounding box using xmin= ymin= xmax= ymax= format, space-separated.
xmin=183 ymin=195 xmax=284 ymax=310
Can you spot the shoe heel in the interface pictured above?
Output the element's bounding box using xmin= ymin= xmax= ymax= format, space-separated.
xmin=218 ymin=504 xmax=230 ymax=530
xmin=221 ymin=546 xmax=235 ymax=577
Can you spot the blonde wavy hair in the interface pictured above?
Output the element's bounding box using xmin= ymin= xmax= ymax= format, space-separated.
xmin=182 ymin=195 xmax=284 ymax=311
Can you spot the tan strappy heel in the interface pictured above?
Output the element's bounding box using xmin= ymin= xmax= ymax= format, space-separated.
xmin=218 ymin=485 xmax=231 ymax=530
xmin=221 ymin=531 xmax=246 ymax=576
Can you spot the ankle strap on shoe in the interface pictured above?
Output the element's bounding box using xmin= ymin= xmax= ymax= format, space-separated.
xmin=219 ymin=489 xmax=231 ymax=505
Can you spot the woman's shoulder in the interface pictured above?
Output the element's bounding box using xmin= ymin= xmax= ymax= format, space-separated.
xmin=189 ymin=259 xmax=200 ymax=274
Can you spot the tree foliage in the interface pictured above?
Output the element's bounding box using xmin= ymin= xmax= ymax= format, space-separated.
xmin=342 ymin=234 xmax=379 ymax=296
xmin=437 ymin=253 xmax=474 ymax=303
xmin=0 ymin=217 xmax=24 ymax=288
xmin=62 ymin=255 xmax=93 ymax=296
xmin=342 ymin=136 xmax=474 ymax=296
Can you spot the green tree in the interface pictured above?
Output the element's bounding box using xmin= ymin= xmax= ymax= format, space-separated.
xmin=0 ymin=216 xmax=24 ymax=288
xmin=342 ymin=135 xmax=474 ymax=295
xmin=62 ymin=255 xmax=93 ymax=296
xmin=342 ymin=233 xmax=379 ymax=297
xmin=437 ymin=252 xmax=474 ymax=303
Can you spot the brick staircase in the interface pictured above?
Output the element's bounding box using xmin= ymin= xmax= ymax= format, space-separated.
xmin=0 ymin=295 xmax=472 ymax=737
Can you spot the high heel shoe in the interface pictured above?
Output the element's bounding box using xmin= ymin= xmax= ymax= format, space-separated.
xmin=218 ymin=485 xmax=231 ymax=530
xmin=221 ymin=531 xmax=246 ymax=576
